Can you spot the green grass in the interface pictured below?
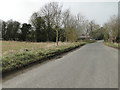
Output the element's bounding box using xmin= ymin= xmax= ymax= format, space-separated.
xmin=103 ymin=42 xmax=120 ymax=49
xmin=2 ymin=41 xmax=86 ymax=73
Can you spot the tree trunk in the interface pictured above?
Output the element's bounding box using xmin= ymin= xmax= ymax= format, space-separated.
xmin=56 ymin=29 xmax=58 ymax=46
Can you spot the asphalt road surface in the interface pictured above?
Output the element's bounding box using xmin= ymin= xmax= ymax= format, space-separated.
xmin=3 ymin=41 xmax=118 ymax=88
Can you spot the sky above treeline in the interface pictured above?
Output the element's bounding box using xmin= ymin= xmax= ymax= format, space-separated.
xmin=0 ymin=0 xmax=118 ymax=26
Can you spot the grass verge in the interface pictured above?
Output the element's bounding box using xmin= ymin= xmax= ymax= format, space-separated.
xmin=103 ymin=42 xmax=120 ymax=49
xmin=2 ymin=42 xmax=86 ymax=73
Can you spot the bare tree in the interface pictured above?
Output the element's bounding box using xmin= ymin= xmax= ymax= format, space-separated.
xmin=75 ymin=13 xmax=85 ymax=36
xmin=63 ymin=14 xmax=78 ymax=42
xmin=40 ymin=2 xmax=63 ymax=45
xmin=103 ymin=15 xmax=118 ymax=42
xmin=83 ymin=20 xmax=90 ymax=35
xmin=52 ymin=2 xmax=63 ymax=45
xmin=40 ymin=2 xmax=55 ymax=41
xmin=89 ymin=20 xmax=100 ymax=38
xmin=62 ymin=9 xmax=71 ymax=41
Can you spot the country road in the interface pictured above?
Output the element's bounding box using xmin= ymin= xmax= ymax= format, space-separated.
xmin=2 ymin=41 xmax=118 ymax=88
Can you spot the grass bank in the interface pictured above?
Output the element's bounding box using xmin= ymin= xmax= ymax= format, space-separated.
xmin=103 ymin=42 xmax=120 ymax=49
xmin=2 ymin=41 xmax=86 ymax=73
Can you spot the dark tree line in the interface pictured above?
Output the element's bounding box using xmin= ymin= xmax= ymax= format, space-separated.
xmin=0 ymin=18 xmax=65 ymax=42
xmin=89 ymin=27 xmax=104 ymax=40
xmin=0 ymin=19 xmax=32 ymax=41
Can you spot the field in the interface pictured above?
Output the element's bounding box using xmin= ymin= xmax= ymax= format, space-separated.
xmin=2 ymin=41 xmax=74 ymax=56
xmin=2 ymin=40 xmax=86 ymax=73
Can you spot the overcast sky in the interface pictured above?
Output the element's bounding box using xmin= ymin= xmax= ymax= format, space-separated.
xmin=0 ymin=0 xmax=118 ymax=26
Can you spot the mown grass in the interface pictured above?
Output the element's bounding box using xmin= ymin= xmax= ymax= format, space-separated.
xmin=104 ymin=42 xmax=120 ymax=49
xmin=2 ymin=41 xmax=86 ymax=73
